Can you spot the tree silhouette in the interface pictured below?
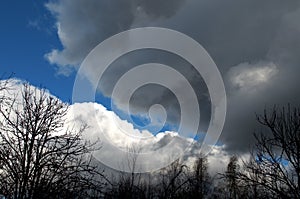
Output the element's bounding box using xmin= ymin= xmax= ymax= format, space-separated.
xmin=155 ymin=159 xmax=189 ymax=199
xmin=240 ymin=105 xmax=300 ymax=198
xmin=225 ymin=156 xmax=239 ymax=199
xmin=188 ymin=155 xmax=211 ymax=199
xmin=104 ymin=146 xmax=148 ymax=199
xmin=0 ymin=83 xmax=105 ymax=199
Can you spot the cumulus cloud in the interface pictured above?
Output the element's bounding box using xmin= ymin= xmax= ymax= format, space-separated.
xmin=45 ymin=0 xmax=300 ymax=154
xmin=66 ymin=102 xmax=234 ymax=173
xmin=0 ymin=80 xmax=230 ymax=172
xmin=67 ymin=102 xmax=209 ymax=172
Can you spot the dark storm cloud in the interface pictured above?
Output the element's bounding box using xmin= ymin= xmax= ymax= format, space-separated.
xmin=98 ymin=49 xmax=211 ymax=134
xmin=219 ymin=5 xmax=300 ymax=153
xmin=136 ymin=0 xmax=186 ymax=18
xmin=46 ymin=0 xmax=300 ymax=153
xmin=45 ymin=0 xmax=186 ymax=73
xmin=162 ymin=0 xmax=299 ymax=71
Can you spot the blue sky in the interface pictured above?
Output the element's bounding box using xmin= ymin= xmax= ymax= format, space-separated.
xmin=0 ymin=0 xmax=76 ymax=102
xmin=0 ymin=0 xmax=174 ymax=133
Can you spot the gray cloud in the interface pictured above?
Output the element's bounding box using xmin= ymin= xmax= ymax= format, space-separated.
xmin=45 ymin=0 xmax=135 ymax=71
xmin=97 ymin=49 xmax=211 ymax=133
xmin=46 ymin=0 xmax=300 ymax=153
xmin=135 ymin=0 xmax=186 ymax=18
xmin=221 ymin=6 xmax=300 ymax=153
xmin=45 ymin=0 xmax=186 ymax=73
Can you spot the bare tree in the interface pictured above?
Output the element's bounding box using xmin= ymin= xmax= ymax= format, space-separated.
xmin=0 ymin=83 xmax=105 ymax=199
xmin=188 ymin=155 xmax=211 ymax=199
xmin=104 ymin=146 xmax=151 ymax=199
xmin=240 ymin=105 xmax=300 ymax=198
xmin=225 ymin=156 xmax=239 ymax=199
xmin=156 ymin=159 xmax=189 ymax=199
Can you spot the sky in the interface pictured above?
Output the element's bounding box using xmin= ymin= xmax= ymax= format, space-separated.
xmin=0 ymin=1 xmax=71 ymax=100
xmin=1 ymin=0 xmax=300 ymax=160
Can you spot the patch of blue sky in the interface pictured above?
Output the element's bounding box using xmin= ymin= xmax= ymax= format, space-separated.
xmin=95 ymin=92 xmax=112 ymax=111
xmin=0 ymin=0 xmax=77 ymax=103
xmin=107 ymin=100 xmax=179 ymax=135
xmin=255 ymin=155 xmax=289 ymax=167
xmin=192 ymin=133 xmax=204 ymax=141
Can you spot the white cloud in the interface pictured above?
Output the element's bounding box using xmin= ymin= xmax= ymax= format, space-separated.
xmin=0 ymin=79 xmax=232 ymax=173
xmin=66 ymin=102 xmax=193 ymax=172
xmin=227 ymin=61 xmax=278 ymax=92
xmin=66 ymin=101 xmax=233 ymax=172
